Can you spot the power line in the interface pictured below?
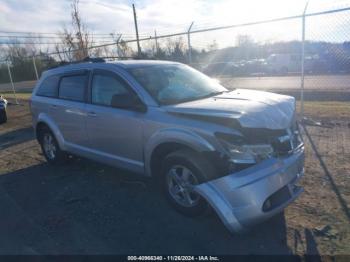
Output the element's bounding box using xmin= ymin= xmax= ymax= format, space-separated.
xmin=0 ymin=41 xmax=120 ymax=45
xmin=0 ymin=30 xmax=147 ymax=37
xmin=0 ymin=42 xmax=64 ymax=45
xmin=0 ymin=35 xmax=120 ymax=40
xmin=35 ymin=7 xmax=350 ymax=57
xmin=0 ymin=30 xmax=109 ymax=35
xmin=1 ymin=6 xmax=350 ymax=61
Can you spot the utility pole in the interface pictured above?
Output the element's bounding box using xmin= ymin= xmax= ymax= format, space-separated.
xmin=154 ymin=30 xmax=159 ymax=56
xmin=300 ymin=1 xmax=309 ymax=119
xmin=187 ymin=22 xmax=194 ymax=64
xmin=132 ymin=4 xmax=141 ymax=57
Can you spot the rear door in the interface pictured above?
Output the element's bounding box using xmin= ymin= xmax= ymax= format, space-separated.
xmin=49 ymin=70 xmax=89 ymax=148
xmin=85 ymin=69 xmax=144 ymax=172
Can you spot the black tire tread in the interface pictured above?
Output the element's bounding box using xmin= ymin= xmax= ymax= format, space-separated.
xmin=38 ymin=127 xmax=66 ymax=165
xmin=162 ymin=149 xmax=216 ymax=217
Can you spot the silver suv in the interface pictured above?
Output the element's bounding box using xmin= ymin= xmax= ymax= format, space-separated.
xmin=30 ymin=60 xmax=304 ymax=233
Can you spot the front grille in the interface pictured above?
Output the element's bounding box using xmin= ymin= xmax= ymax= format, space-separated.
xmin=239 ymin=128 xmax=286 ymax=144
xmin=239 ymin=120 xmax=303 ymax=156
xmin=272 ymin=138 xmax=292 ymax=155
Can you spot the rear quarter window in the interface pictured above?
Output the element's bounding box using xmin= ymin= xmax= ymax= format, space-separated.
xmin=36 ymin=75 xmax=60 ymax=97
xmin=58 ymin=74 xmax=87 ymax=102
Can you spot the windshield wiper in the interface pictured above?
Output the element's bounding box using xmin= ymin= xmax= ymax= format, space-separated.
xmin=161 ymin=90 xmax=228 ymax=105
xmin=196 ymin=90 xmax=227 ymax=100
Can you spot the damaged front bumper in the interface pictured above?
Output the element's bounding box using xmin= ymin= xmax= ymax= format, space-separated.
xmin=195 ymin=146 xmax=305 ymax=233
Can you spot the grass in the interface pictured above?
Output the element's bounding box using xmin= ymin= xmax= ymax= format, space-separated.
xmin=1 ymin=91 xmax=32 ymax=100
xmin=296 ymin=101 xmax=350 ymax=119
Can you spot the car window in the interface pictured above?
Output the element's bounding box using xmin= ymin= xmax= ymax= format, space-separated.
xmin=91 ymin=73 xmax=130 ymax=106
xmin=36 ymin=75 xmax=60 ymax=97
xmin=128 ymin=64 xmax=227 ymax=105
xmin=59 ymin=74 xmax=87 ymax=102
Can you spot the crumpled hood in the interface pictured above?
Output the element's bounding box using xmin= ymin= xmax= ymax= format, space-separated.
xmin=164 ymin=89 xmax=296 ymax=130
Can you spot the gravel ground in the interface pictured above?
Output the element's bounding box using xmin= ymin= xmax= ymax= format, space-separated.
xmin=0 ymin=100 xmax=349 ymax=255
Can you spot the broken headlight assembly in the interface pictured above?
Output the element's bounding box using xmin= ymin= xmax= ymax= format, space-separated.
xmin=216 ymin=133 xmax=274 ymax=164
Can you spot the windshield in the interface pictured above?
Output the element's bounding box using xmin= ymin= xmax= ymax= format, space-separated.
xmin=128 ymin=64 xmax=228 ymax=105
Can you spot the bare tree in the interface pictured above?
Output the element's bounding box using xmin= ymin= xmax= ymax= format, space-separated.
xmin=236 ymin=34 xmax=254 ymax=47
xmin=165 ymin=37 xmax=187 ymax=62
xmin=117 ymin=40 xmax=133 ymax=58
xmin=55 ymin=0 xmax=94 ymax=61
xmin=207 ymin=40 xmax=218 ymax=51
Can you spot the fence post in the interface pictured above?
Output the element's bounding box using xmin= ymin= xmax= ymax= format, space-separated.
xmin=187 ymin=22 xmax=194 ymax=64
xmin=154 ymin=30 xmax=159 ymax=56
xmin=115 ymin=34 xmax=122 ymax=58
xmin=32 ymin=56 xmax=39 ymax=80
xmin=6 ymin=61 xmax=19 ymax=105
xmin=300 ymin=1 xmax=309 ymax=119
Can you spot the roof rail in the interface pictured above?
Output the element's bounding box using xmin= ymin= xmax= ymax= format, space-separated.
xmin=48 ymin=56 xmax=105 ymax=69
xmin=83 ymin=57 xmax=106 ymax=63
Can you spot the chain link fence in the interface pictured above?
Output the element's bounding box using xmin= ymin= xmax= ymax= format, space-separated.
xmin=0 ymin=5 xmax=349 ymax=253
xmin=0 ymin=6 xmax=349 ymax=120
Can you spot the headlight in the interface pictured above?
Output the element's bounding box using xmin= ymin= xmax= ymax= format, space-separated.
xmin=219 ymin=139 xmax=273 ymax=164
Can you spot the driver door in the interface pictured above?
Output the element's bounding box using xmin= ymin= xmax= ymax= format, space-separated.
xmin=85 ymin=69 xmax=144 ymax=173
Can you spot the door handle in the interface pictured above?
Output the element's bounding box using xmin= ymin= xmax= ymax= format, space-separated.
xmin=87 ymin=111 xmax=97 ymax=117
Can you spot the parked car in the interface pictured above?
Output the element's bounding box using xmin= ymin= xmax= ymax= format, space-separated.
xmin=0 ymin=95 xmax=8 ymax=124
xmin=202 ymin=62 xmax=239 ymax=76
xmin=30 ymin=60 xmax=304 ymax=233
xmin=266 ymin=53 xmax=304 ymax=75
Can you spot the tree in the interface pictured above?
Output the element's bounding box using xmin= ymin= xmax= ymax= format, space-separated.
xmin=117 ymin=40 xmax=134 ymax=58
xmin=207 ymin=40 xmax=218 ymax=51
xmin=236 ymin=34 xmax=254 ymax=47
xmin=165 ymin=37 xmax=187 ymax=63
xmin=55 ymin=0 xmax=96 ymax=61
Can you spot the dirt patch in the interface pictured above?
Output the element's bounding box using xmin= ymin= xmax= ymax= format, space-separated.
xmin=0 ymin=99 xmax=349 ymax=255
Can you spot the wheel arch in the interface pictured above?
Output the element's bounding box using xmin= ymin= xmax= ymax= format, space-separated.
xmin=35 ymin=113 xmax=66 ymax=150
xmin=35 ymin=121 xmax=50 ymax=141
xmin=144 ymin=128 xmax=216 ymax=177
xmin=149 ymin=142 xmax=197 ymax=180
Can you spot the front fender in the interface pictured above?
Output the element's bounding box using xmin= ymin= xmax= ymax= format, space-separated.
xmin=36 ymin=113 xmax=66 ymax=150
xmin=144 ymin=128 xmax=215 ymax=176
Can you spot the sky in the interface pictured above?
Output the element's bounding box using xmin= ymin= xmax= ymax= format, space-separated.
xmin=0 ymin=0 xmax=350 ymax=50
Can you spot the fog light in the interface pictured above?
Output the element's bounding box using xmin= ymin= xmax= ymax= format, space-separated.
xmin=262 ymin=186 xmax=291 ymax=212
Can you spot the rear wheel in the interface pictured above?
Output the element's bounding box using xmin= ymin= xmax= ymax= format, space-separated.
xmin=39 ymin=127 xmax=66 ymax=164
xmin=162 ymin=149 xmax=216 ymax=216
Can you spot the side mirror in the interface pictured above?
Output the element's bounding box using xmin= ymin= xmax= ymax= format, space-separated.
xmin=111 ymin=94 xmax=147 ymax=112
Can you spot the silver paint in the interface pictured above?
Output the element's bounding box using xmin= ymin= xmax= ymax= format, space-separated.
xmin=31 ymin=60 xmax=305 ymax=233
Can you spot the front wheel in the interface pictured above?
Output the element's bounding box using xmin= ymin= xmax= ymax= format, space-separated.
xmin=162 ymin=149 xmax=217 ymax=217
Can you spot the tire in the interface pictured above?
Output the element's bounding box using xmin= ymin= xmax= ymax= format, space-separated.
xmin=38 ymin=127 xmax=66 ymax=165
xmin=162 ymin=149 xmax=217 ymax=217
xmin=0 ymin=109 xmax=7 ymax=124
